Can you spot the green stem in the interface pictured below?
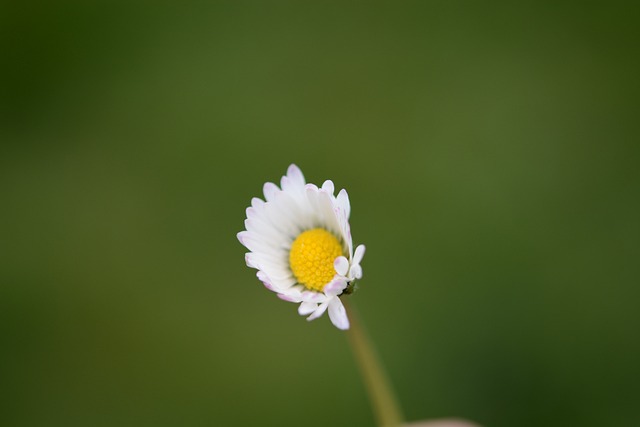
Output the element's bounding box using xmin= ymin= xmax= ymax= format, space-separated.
xmin=343 ymin=299 xmax=404 ymax=427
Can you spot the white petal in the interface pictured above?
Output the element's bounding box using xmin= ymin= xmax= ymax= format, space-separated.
xmin=244 ymin=218 xmax=287 ymax=245
xmin=263 ymin=182 xmax=280 ymax=202
xmin=262 ymin=281 xmax=276 ymax=292
xmin=238 ymin=231 xmax=285 ymax=256
xmin=323 ymin=278 xmax=348 ymax=296
xmin=328 ymin=298 xmax=349 ymax=330
xmin=298 ymin=301 xmax=318 ymax=316
xmin=353 ymin=244 xmax=366 ymax=264
xmin=334 ymin=256 xmax=349 ymax=276
xmin=246 ymin=250 xmax=287 ymax=268
xmin=263 ymin=201 xmax=299 ymax=238
xmin=349 ymin=264 xmax=362 ymax=280
xmin=251 ymin=197 xmax=265 ymax=208
xmin=276 ymin=284 xmax=308 ymax=302
xmin=273 ymin=191 xmax=309 ymax=231
xmin=278 ymin=293 xmax=300 ymax=302
xmin=322 ymin=180 xmax=335 ymax=195
xmin=245 ymin=253 xmax=258 ymax=268
xmin=300 ymin=291 xmax=327 ymax=303
xmin=306 ymin=301 xmax=329 ymax=321
xmin=258 ymin=270 xmax=295 ymax=292
xmin=286 ymin=164 xmax=305 ymax=186
xmin=316 ymin=190 xmax=341 ymax=236
xmin=337 ymin=189 xmax=351 ymax=219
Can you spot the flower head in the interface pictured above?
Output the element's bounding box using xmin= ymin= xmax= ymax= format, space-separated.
xmin=238 ymin=164 xmax=365 ymax=330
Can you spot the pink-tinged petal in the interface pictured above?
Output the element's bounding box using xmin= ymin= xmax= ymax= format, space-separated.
xmin=278 ymin=293 xmax=301 ymax=303
xmin=324 ymin=278 xmax=348 ymax=296
xmin=256 ymin=270 xmax=270 ymax=283
xmin=353 ymin=244 xmax=366 ymax=264
xmin=306 ymin=301 xmax=329 ymax=321
xmin=300 ymin=291 xmax=327 ymax=303
xmin=337 ymin=189 xmax=351 ymax=219
xmin=287 ymin=164 xmax=305 ymax=186
xmin=333 ymin=256 xmax=349 ymax=276
xmin=259 ymin=270 xmax=296 ymax=291
xmin=262 ymin=281 xmax=276 ymax=291
xmin=237 ymin=231 xmax=248 ymax=246
xmin=322 ymin=180 xmax=335 ymax=195
xmin=263 ymin=182 xmax=280 ymax=202
xmin=298 ymin=301 xmax=318 ymax=316
xmin=328 ymin=298 xmax=350 ymax=330
xmin=245 ymin=253 xmax=258 ymax=268
xmin=251 ymin=197 xmax=265 ymax=208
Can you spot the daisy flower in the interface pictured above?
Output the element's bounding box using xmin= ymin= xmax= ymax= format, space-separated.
xmin=237 ymin=164 xmax=365 ymax=330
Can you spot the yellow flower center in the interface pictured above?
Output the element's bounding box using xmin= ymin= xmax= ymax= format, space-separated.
xmin=289 ymin=228 xmax=343 ymax=292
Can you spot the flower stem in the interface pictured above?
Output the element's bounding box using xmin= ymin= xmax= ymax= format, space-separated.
xmin=343 ymin=299 xmax=404 ymax=427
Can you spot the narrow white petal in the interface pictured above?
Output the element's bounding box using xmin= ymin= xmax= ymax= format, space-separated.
xmin=333 ymin=256 xmax=349 ymax=276
xmin=306 ymin=301 xmax=329 ymax=321
xmin=317 ymin=190 xmax=341 ymax=236
xmin=298 ymin=301 xmax=318 ymax=315
xmin=337 ymin=189 xmax=351 ymax=219
xmin=353 ymin=244 xmax=366 ymax=264
xmin=328 ymin=298 xmax=350 ymax=330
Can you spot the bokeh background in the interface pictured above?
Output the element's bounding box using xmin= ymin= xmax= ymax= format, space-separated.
xmin=2 ymin=2 xmax=639 ymax=426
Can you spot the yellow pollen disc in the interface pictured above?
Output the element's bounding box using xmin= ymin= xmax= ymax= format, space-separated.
xmin=289 ymin=228 xmax=343 ymax=292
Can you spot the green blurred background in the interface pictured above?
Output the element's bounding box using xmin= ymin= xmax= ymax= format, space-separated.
xmin=2 ymin=2 xmax=639 ymax=426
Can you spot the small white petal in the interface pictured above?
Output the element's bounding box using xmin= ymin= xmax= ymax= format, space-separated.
xmin=353 ymin=244 xmax=366 ymax=264
xmin=263 ymin=182 xmax=280 ymax=202
xmin=334 ymin=256 xmax=349 ymax=276
xmin=328 ymin=298 xmax=350 ymax=330
xmin=322 ymin=180 xmax=335 ymax=195
xmin=306 ymin=301 xmax=329 ymax=321
xmin=298 ymin=301 xmax=318 ymax=315
xmin=349 ymin=264 xmax=363 ymax=280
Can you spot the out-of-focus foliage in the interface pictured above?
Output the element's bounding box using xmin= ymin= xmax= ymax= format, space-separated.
xmin=1 ymin=2 xmax=639 ymax=426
